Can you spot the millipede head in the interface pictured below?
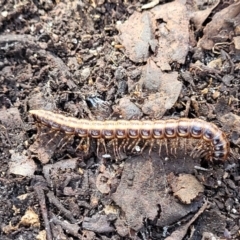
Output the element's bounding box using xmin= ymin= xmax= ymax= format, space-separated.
xmin=29 ymin=110 xmax=40 ymax=122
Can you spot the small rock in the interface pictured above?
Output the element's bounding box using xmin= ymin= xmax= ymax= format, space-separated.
xmin=81 ymin=67 xmax=91 ymax=80
xmin=82 ymin=214 xmax=115 ymax=233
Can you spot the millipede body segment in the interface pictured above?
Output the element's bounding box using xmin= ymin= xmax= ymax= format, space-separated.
xmin=29 ymin=109 xmax=230 ymax=161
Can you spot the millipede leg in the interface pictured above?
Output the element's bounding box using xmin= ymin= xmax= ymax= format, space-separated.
xmin=201 ymin=150 xmax=208 ymax=158
xmin=96 ymin=139 xmax=100 ymax=156
xmin=57 ymin=135 xmax=72 ymax=149
xmin=76 ymin=138 xmax=84 ymax=151
xmin=194 ymin=149 xmax=208 ymax=159
xmin=117 ymin=140 xmax=122 ymax=153
xmin=128 ymin=139 xmax=140 ymax=152
xmin=113 ymin=138 xmax=119 ymax=158
xmin=35 ymin=123 xmax=42 ymax=139
xmin=96 ymin=138 xmax=107 ymax=156
xmin=123 ymin=139 xmax=130 ymax=152
xmin=190 ymin=140 xmax=204 ymax=158
xmin=173 ymin=137 xmax=179 ymax=155
xmin=76 ymin=137 xmax=90 ymax=153
xmin=40 ymin=129 xmax=55 ymax=137
xmin=208 ymin=151 xmax=213 ymax=161
xmin=102 ymin=139 xmax=107 ymax=153
xmin=113 ymin=138 xmax=120 ymax=158
xmin=59 ymin=135 xmax=74 ymax=150
xmin=148 ymin=139 xmax=155 ymax=155
xmin=86 ymin=137 xmax=90 ymax=153
xmin=46 ymin=131 xmax=60 ymax=145
xmin=170 ymin=141 xmax=173 ymax=155
xmin=157 ymin=140 xmax=162 ymax=156
xmin=164 ymin=139 xmax=168 ymax=156
xmin=170 ymin=138 xmax=178 ymax=157
xmin=118 ymin=139 xmax=126 ymax=153
xmin=140 ymin=140 xmax=149 ymax=154
xmin=132 ymin=138 xmax=141 ymax=153
xmin=183 ymin=138 xmax=187 ymax=155
xmin=57 ymin=135 xmax=68 ymax=148
xmin=127 ymin=139 xmax=137 ymax=150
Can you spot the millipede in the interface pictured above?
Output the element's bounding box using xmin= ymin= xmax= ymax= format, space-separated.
xmin=29 ymin=109 xmax=230 ymax=161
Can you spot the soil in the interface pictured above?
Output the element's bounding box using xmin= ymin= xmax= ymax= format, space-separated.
xmin=0 ymin=0 xmax=240 ymax=240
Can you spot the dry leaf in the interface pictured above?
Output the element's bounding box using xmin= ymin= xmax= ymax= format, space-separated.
xmin=96 ymin=171 xmax=113 ymax=194
xmin=190 ymin=0 xmax=220 ymax=31
xmin=20 ymin=208 xmax=40 ymax=228
xmin=36 ymin=230 xmax=47 ymax=240
xmin=198 ymin=1 xmax=240 ymax=50
xmin=142 ymin=71 xmax=182 ymax=118
xmin=2 ymin=208 xmax=40 ymax=234
xmin=151 ymin=1 xmax=189 ymax=70
xmin=168 ymin=173 xmax=204 ymax=204
xmin=9 ymin=151 xmax=37 ymax=177
xmin=117 ymin=11 xmax=157 ymax=63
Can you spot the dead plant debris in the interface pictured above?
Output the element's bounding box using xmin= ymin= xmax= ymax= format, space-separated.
xmin=0 ymin=0 xmax=240 ymax=239
xmin=167 ymin=173 xmax=204 ymax=204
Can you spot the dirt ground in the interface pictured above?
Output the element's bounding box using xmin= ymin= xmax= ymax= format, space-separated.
xmin=0 ymin=0 xmax=240 ymax=239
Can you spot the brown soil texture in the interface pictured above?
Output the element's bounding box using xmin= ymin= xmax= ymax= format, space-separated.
xmin=0 ymin=0 xmax=240 ymax=240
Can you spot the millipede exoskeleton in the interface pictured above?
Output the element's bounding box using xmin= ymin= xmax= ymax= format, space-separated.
xmin=29 ymin=109 xmax=230 ymax=161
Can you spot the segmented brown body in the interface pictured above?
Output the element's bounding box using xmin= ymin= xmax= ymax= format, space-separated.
xmin=29 ymin=109 xmax=230 ymax=161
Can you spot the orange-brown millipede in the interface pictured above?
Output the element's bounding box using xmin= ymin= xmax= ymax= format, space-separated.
xmin=29 ymin=109 xmax=230 ymax=161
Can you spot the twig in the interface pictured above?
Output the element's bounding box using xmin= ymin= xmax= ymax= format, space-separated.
xmin=34 ymin=186 xmax=53 ymax=240
xmin=165 ymin=200 xmax=209 ymax=240
xmin=0 ymin=124 xmax=12 ymax=146
xmin=47 ymin=191 xmax=77 ymax=224
xmin=49 ymin=212 xmax=81 ymax=238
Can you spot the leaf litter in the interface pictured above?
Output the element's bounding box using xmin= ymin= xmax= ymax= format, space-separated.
xmin=167 ymin=173 xmax=204 ymax=204
xmin=0 ymin=0 xmax=240 ymax=239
